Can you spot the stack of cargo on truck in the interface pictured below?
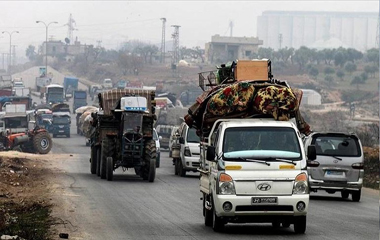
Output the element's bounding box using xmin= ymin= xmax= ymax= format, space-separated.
xmin=0 ymin=96 xmax=32 ymax=111
xmin=51 ymin=103 xmax=71 ymax=138
xmin=89 ymin=88 xmax=157 ymax=182
xmin=73 ymin=90 xmax=87 ymax=113
xmin=184 ymin=59 xmax=316 ymax=233
xmin=63 ymin=76 xmax=79 ymax=100
xmin=46 ymin=84 xmax=64 ymax=106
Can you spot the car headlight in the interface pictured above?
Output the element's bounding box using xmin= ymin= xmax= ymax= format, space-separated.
xmin=293 ymin=173 xmax=308 ymax=194
xmin=218 ymin=173 xmax=236 ymax=195
xmin=184 ymin=147 xmax=191 ymax=156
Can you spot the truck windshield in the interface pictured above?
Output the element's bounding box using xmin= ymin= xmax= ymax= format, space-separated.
xmin=53 ymin=117 xmax=70 ymax=124
xmin=75 ymin=92 xmax=86 ymax=98
xmin=223 ymin=127 xmax=301 ymax=160
xmin=187 ymin=127 xmax=199 ymax=143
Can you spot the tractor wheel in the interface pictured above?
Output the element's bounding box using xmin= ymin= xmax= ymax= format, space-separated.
xmin=106 ymin=157 xmax=113 ymax=181
xmin=143 ymin=139 xmax=156 ymax=182
xmin=100 ymin=137 xmax=114 ymax=179
xmin=90 ymin=146 xmax=97 ymax=174
xmin=96 ymin=147 xmax=101 ymax=177
xmin=33 ymin=131 xmax=52 ymax=154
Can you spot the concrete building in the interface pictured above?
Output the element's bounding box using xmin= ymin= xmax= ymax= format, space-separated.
xmin=205 ymin=35 xmax=263 ymax=64
xmin=257 ymin=11 xmax=378 ymax=51
xmin=41 ymin=39 xmax=92 ymax=56
xmin=301 ymin=89 xmax=322 ymax=106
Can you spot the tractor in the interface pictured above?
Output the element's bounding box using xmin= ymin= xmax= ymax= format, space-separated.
xmin=90 ymin=89 xmax=157 ymax=182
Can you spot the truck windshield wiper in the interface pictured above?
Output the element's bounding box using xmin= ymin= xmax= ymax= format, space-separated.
xmin=238 ymin=157 xmax=271 ymax=166
xmin=329 ymin=155 xmax=342 ymax=161
xmin=260 ymin=157 xmax=297 ymax=165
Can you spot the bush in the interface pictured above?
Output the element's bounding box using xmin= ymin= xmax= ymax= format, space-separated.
xmin=363 ymin=147 xmax=379 ymax=189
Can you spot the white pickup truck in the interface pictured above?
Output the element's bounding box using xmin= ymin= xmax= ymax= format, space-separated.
xmin=199 ymin=118 xmax=316 ymax=233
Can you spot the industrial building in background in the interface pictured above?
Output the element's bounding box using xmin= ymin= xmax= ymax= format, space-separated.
xmin=257 ymin=11 xmax=378 ymax=51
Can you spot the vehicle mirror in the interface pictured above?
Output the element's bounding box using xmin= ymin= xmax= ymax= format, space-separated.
xmin=179 ymin=137 xmax=185 ymax=144
xmin=206 ymin=146 xmax=216 ymax=160
xmin=307 ymin=145 xmax=317 ymax=160
xmin=307 ymin=160 xmax=320 ymax=167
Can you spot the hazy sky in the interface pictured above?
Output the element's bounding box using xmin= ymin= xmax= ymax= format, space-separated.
xmin=0 ymin=0 xmax=378 ymax=60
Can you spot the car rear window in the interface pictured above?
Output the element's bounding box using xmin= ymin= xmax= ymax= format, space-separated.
xmin=312 ymin=135 xmax=361 ymax=157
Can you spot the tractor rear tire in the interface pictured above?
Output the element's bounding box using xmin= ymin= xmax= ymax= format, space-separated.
xmin=100 ymin=137 xmax=114 ymax=179
xmin=90 ymin=146 xmax=97 ymax=174
xmin=33 ymin=131 xmax=52 ymax=154
xmin=106 ymin=157 xmax=113 ymax=181
xmin=144 ymin=139 xmax=156 ymax=182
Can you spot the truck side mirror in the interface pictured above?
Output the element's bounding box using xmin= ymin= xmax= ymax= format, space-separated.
xmin=206 ymin=146 xmax=216 ymax=160
xmin=179 ymin=137 xmax=185 ymax=144
xmin=307 ymin=145 xmax=317 ymax=161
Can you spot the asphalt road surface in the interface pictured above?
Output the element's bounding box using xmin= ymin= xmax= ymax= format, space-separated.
xmin=45 ymin=114 xmax=379 ymax=240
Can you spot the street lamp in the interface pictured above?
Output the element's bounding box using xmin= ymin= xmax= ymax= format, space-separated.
xmin=2 ymin=31 xmax=19 ymax=74
xmin=36 ymin=21 xmax=58 ymax=76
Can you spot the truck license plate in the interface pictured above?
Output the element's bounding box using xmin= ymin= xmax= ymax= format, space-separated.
xmin=252 ymin=197 xmax=278 ymax=204
xmin=59 ymin=130 xmax=64 ymax=133
xmin=326 ymin=170 xmax=343 ymax=176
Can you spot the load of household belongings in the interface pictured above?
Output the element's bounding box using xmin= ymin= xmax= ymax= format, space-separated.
xmin=184 ymin=59 xmax=311 ymax=138
xmin=75 ymin=105 xmax=98 ymax=114
xmin=80 ymin=108 xmax=99 ymax=138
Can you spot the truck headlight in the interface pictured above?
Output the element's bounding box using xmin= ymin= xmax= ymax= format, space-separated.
xmin=293 ymin=173 xmax=308 ymax=194
xmin=184 ymin=147 xmax=191 ymax=157
xmin=218 ymin=173 xmax=236 ymax=195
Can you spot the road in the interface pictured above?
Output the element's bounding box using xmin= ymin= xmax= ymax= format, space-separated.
xmin=45 ymin=120 xmax=379 ymax=240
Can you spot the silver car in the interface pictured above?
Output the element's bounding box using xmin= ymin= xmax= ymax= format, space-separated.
xmin=304 ymin=132 xmax=364 ymax=202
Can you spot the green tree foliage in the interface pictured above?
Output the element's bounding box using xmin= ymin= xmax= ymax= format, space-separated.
xmin=25 ymin=45 xmax=37 ymax=61
xmin=293 ymin=46 xmax=312 ymax=71
xmin=360 ymin=72 xmax=368 ymax=82
xmin=324 ymin=75 xmax=334 ymax=83
xmin=258 ymin=47 xmax=274 ymax=59
xmin=364 ymin=65 xmax=377 ymax=78
xmin=350 ymin=75 xmax=364 ymax=89
xmin=336 ymin=70 xmax=345 ymax=81
xmin=308 ymin=67 xmax=319 ymax=80
xmin=324 ymin=66 xmax=335 ymax=75
xmin=322 ymin=49 xmax=335 ymax=65
xmin=346 ymin=48 xmax=363 ymax=63
xmin=334 ymin=50 xmax=347 ymax=68
xmin=344 ymin=62 xmax=357 ymax=74
xmin=366 ymin=48 xmax=379 ymax=66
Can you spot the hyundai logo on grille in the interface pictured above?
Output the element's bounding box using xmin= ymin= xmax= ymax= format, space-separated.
xmin=257 ymin=183 xmax=271 ymax=191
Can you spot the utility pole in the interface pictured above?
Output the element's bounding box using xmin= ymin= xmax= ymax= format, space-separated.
xmin=36 ymin=20 xmax=58 ymax=75
xmin=1 ymin=31 xmax=19 ymax=74
xmin=171 ymin=25 xmax=180 ymax=67
xmin=65 ymin=13 xmax=77 ymax=44
xmin=278 ymin=33 xmax=283 ymax=50
xmin=160 ymin=18 xmax=166 ymax=64
xmin=12 ymin=45 xmax=16 ymax=66
xmin=229 ymin=20 xmax=234 ymax=37
xmin=1 ymin=53 xmax=8 ymax=71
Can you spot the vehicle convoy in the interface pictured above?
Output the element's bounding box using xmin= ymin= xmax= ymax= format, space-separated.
xmin=184 ymin=59 xmax=315 ymax=233
xmin=89 ymin=88 xmax=157 ymax=182
xmin=303 ymin=132 xmax=364 ymax=202
xmin=63 ymin=76 xmax=79 ymax=100
xmin=46 ymin=84 xmax=64 ymax=106
xmin=51 ymin=103 xmax=71 ymax=138
xmin=73 ymin=90 xmax=87 ymax=112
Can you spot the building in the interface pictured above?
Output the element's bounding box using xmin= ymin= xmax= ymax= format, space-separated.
xmin=41 ymin=39 xmax=93 ymax=57
xmin=257 ymin=11 xmax=378 ymax=51
xmin=301 ymin=89 xmax=322 ymax=106
xmin=205 ymin=35 xmax=263 ymax=64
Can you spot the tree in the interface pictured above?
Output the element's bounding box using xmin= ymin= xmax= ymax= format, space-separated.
xmin=366 ymin=48 xmax=379 ymax=66
xmin=344 ymin=62 xmax=357 ymax=74
xmin=324 ymin=66 xmax=335 ymax=75
xmin=346 ymin=48 xmax=363 ymax=63
xmin=334 ymin=50 xmax=347 ymax=68
xmin=322 ymin=48 xmax=335 ymax=65
xmin=360 ymin=72 xmax=368 ymax=82
xmin=258 ymin=47 xmax=274 ymax=59
xmin=336 ymin=70 xmax=345 ymax=81
xmin=364 ymin=65 xmax=377 ymax=78
xmin=293 ymin=46 xmax=311 ymax=71
xmin=350 ymin=75 xmax=364 ymax=90
xmin=25 ymin=45 xmax=37 ymax=61
xmin=325 ymin=75 xmax=334 ymax=84
xmin=309 ymin=67 xmax=319 ymax=80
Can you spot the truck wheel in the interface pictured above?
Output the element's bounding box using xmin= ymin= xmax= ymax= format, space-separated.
xmin=100 ymin=137 xmax=114 ymax=179
xmin=106 ymin=157 xmax=113 ymax=181
xmin=90 ymin=146 xmax=97 ymax=174
xmin=144 ymin=139 xmax=156 ymax=182
xmin=204 ymin=194 xmax=212 ymax=227
xmin=96 ymin=147 xmax=101 ymax=177
xmin=33 ymin=131 xmax=52 ymax=154
xmin=293 ymin=216 xmax=306 ymax=234
xmin=212 ymin=198 xmax=224 ymax=232
xmin=77 ymin=128 xmax=80 ymax=134
xmin=352 ymin=189 xmax=361 ymax=202
xmin=341 ymin=190 xmax=349 ymax=199
xmin=178 ymin=160 xmax=186 ymax=177
xmin=174 ymin=159 xmax=179 ymax=175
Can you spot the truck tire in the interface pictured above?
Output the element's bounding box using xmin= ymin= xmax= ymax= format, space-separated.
xmin=212 ymin=197 xmax=224 ymax=232
xmin=178 ymin=160 xmax=186 ymax=177
xmin=90 ymin=146 xmax=97 ymax=174
xmin=33 ymin=131 xmax=52 ymax=154
xmin=100 ymin=137 xmax=115 ymax=179
xmin=96 ymin=147 xmax=101 ymax=177
xmin=294 ymin=216 xmax=306 ymax=234
xmin=106 ymin=157 xmax=113 ymax=181
xmin=204 ymin=194 xmax=212 ymax=227
xmin=143 ymin=139 xmax=156 ymax=182
xmin=174 ymin=159 xmax=179 ymax=175
xmin=352 ymin=189 xmax=361 ymax=202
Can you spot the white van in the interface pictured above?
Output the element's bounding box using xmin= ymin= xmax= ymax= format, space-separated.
xmin=174 ymin=122 xmax=200 ymax=177
xmin=199 ymin=119 xmax=316 ymax=233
